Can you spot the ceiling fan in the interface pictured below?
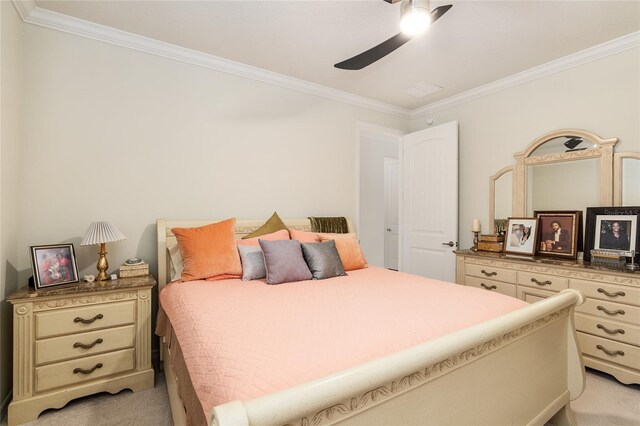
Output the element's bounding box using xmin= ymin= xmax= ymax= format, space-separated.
xmin=334 ymin=0 xmax=452 ymax=70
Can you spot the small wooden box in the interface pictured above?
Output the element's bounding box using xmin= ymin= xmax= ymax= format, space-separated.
xmin=480 ymin=234 xmax=505 ymax=243
xmin=119 ymin=262 xmax=149 ymax=278
xmin=478 ymin=241 xmax=504 ymax=252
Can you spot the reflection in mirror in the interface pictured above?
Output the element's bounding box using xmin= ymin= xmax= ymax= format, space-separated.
xmin=529 ymin=136 xmax=598 ymax=157
xmin=527 ymin=159 xmax=599 ymax=216
xmin=622 ymin=158 xmax=640 ymax=206
xmin=494 ymin=171 xmax=513 ymax=220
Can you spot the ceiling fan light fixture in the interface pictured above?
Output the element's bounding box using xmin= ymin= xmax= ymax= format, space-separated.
xmin=400 ymin=0 xmax=431 ymax=36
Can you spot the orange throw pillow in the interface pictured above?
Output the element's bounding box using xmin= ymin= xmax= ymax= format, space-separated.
xmin=289 ymin=229 xmax=323 ymax=243
xmin=236 ymin=229 xmax=290 ymax=246
xmin=172 ymin=218 xmax=242 ymax=281
xmin=319 ymin=233 xmax=367 ymax=271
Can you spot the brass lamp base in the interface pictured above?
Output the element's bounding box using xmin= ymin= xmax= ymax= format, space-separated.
xmin=96 ymin=243 xmax=110 ymax=281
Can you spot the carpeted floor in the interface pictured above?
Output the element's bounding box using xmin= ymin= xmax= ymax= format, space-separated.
xmin=1 ymin=368 xmax=638 ymax=425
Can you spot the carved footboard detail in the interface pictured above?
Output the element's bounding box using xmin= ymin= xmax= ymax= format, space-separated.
xmin=288 ymin=308 xmax=570 ymax=426
xmin=212 ymin=290 xmax=584 ymax=426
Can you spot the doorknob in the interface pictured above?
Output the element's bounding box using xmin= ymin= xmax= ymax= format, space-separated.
xmin=386 ymin=228 xmax=392 ymax=232
xmin=442 ymin=241 xmax=455 ymax=247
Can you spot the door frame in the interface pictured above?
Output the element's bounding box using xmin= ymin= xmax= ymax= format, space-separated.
xmin=383 ymin=156 xmax=400 ymax=270
xmin=355 ymin=121 xmax=405 ymax=267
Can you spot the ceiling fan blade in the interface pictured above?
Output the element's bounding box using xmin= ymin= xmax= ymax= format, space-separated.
xmin=335 ymin=33 xmax=411 ymax=70
xmin=334 ymin=4 xmax=452 ymax=70
xmin=430 ymin=4 xmax=453 ymax=23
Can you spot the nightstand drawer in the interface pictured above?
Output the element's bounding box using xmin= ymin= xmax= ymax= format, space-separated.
xmin=465 ymin=276 xmax=516 ymax=298
xmin=35 ymin=348 xmax=135 ymax=393
xmin=577 ymin=332 xmax=639 ymax=371
xmin=576 ymin=299 xmax=640 ymax=326
xmin=517 ymin=272 xmax=568 ymax=292
xmin=570 ymin=279 xmax=639 ymax=305
xmin=36 ymin=325 xmax=136 ymax=365
xmin=465 ymin=264 xmax=516 ymax=284
xmin=575 ymin=313 xmax=640 ymax=347
xmin=36 ymin=301 xmax=135 ymax=339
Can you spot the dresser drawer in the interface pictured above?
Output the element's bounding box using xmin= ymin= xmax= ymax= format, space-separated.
xmin=465 ymin=276 xmax=516 ymax=298
xmin=465 ymin=264 xmax=516 ymax=284
xmin=517 ymin=286 xmax=557 ymax=304
xmin=577 ymin=332 xmax=639 ymax=371
xmin=570 ymin=279 xmax=639 ymax=306
xmin=517 ymin=272 xmax=568 ymax=292
xmin=36 ymin=348 xmax=135 ymax=393
xmin=575 ymin=313 xmax=640 ymax=346
xmin=36 ymin=301 xmax=136 ymax=339
xmin=576 ymin=299 xmax=640 ymax=326
xmin=36 ymin=324 xmax=136 ymax=365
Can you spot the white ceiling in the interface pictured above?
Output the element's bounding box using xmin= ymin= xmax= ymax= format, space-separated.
xmin=33 ymin=0 xmax=640 ymax=110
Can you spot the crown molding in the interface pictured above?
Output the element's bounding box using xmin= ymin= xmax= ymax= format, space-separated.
xmin=12 ymin=0 xmax=411 ymax=119
xmin=12 ymin=0 xmax=35 ymax=21
xmin=411 ymin=31 xmax=640 ymax=119
xmin=13 ymin=1 xmax=639 ymax=122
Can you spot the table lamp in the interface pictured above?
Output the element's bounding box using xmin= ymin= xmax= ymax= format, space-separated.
xmin=81 ymin=221 xmax=126 ymax=281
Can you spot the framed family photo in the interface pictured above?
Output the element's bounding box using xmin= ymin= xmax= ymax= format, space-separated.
xmin=584 ymin=207 xmax=640 ymax=262
xmin=534 ymin=211 xmax=582 ymax=259
xmin=30 ymin=244 xmax=79 ymax=290
xmin=504 ymin=217 xmax=538 ymax=256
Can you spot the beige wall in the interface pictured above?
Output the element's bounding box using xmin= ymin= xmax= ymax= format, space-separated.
xmin=0 ymin=1 xmax=24 ymax=416
xmin=411 ymin=47 xmax=640 ymax=249
xmin=18 ymin=24 xmax=409 ymax=283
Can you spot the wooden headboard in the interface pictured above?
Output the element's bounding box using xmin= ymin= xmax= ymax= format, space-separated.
xmin=156 ymin=218 xmax=353 ymax=289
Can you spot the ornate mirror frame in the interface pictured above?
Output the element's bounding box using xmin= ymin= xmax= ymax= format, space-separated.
xmin=489 ymin=129 xmax=619 ymax=229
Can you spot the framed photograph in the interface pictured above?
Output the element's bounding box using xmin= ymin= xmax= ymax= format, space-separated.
xmin=30 ymin=244 xmax=79 ymax=290
xmin=534 ymin=211 xmax=582 ymax=259
xmin=504 ymin=217 xmax=538 ymax=256
xmin=584 ymin=207 xmax=640 ymax=262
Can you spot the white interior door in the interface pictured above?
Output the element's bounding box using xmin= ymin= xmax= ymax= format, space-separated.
xmin=401 ymin=121 xmax=458 ymax=282
xmin=384 ymin=157 xmax=399 ymax=270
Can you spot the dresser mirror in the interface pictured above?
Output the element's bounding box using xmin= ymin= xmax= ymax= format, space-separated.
xmin=614 ymin=153 xmax=640 ymax=206
xmin=489 ymin=166 xmax=514 ymax=232
xmin=527 ymin=159 xmax=599 ymax=215
xmin=489 ymin=129 xmax=619 ymax=233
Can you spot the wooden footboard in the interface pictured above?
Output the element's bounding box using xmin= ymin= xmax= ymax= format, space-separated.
xmin=210 ymin=289 xmax=585 ymax=426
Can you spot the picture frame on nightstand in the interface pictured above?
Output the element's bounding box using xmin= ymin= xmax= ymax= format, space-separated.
xmin=30 ymin=243 xmax=79 ymax=289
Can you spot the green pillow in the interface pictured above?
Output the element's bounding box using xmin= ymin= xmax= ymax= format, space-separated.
xmin=242 ymin=212 xmax=288 ymax=239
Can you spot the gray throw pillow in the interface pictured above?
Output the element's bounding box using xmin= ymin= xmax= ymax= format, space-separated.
xmin=301 ymin=240 xmax=347 ymax=280
xmin=237 ymin=245 xmax=266 ymax=281
xmin=259 ymin=239 xmax=312 ymax=285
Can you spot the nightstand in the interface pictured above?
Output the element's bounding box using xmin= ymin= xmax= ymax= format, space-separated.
xmin=7 ymin=275 xmax=156 ymax=425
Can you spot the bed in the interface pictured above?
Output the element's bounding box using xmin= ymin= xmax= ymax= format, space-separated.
xmin=156 ymin=218 xmax=585 ymax=426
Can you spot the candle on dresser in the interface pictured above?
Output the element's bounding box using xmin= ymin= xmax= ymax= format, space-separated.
xmin=472 ymin=219 xmax=481 ymax=232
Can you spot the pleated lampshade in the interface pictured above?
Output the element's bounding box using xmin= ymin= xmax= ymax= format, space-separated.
xmin=81 ymin=221 xmax=126 ymax=246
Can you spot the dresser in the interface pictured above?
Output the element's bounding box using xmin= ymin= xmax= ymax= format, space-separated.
xmin=7 ymin=275 xmax=156 ymax=425
xmin=456 ymin=250 xmax=640 ymax=385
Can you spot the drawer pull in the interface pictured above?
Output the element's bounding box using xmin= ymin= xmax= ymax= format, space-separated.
xmin=73 ymin=363 xmax=103 ymax=375
xmin=74 ymin=313 xmax=104 ymax=324
xmin=596 ymin=324 xmax=625 ymax=335
xmin=480 ymin=270 xmax=497 ymax=277
xmin=530 ymin=278 xmax=552 ymax=286
xmin=597 ymin=305 xmax=625 ymax=316
xmin=480 ymin=283 xmax=497 ymax=290
xmin=597 ymin=288 xmax=625 ymax=298
xmin=73 ymin=338 xmax=104 ymax=349
xmin=596 ymin=345 xmax=624 ymax=357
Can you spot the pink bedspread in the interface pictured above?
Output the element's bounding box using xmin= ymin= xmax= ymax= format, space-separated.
xmin=159 ymin=267 xmax=526 ymax=419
